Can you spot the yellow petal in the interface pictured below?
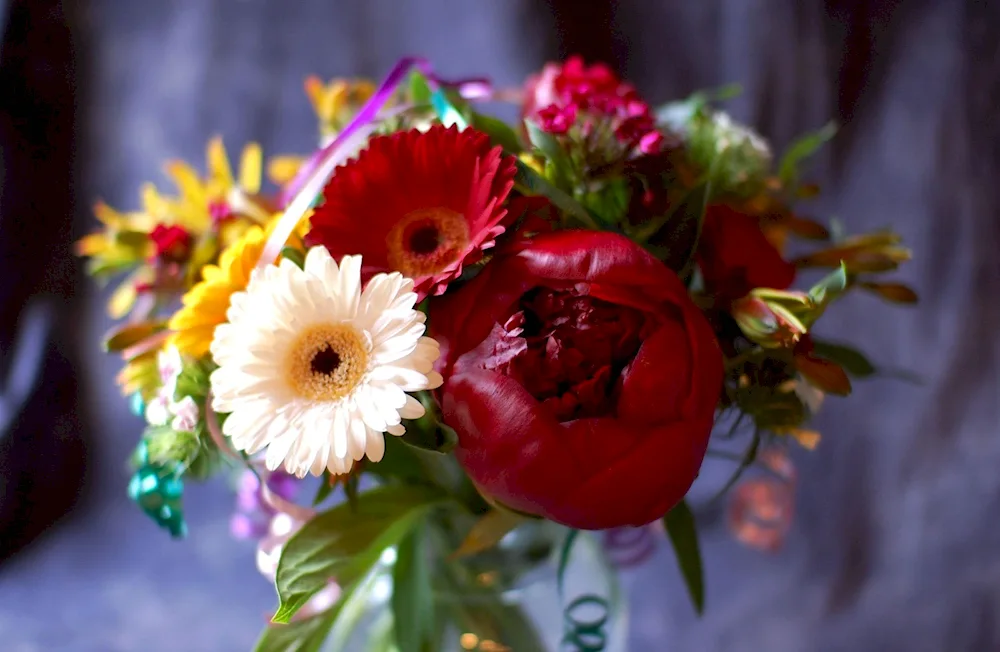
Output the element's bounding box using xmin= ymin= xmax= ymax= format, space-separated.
xmin=93 ymin=201 xmax=125 ymax=228
xmin=165 ymin=160 xmax=208 ymax=207
xmin=239 ymin=143 xmax=263 ymax=194
xmin=207 ymin=136 xmax=234 ymax=188
xmin=75 ymin=233 xmax=109 ymax=257
xmin=140 ymin=183 xmax=172 ymax=219
xmin=267 ymin=156 xmax=304 ymax=186
xmin=304 ymin=75 xmax=325 ymax=114
xmin=788 ymin=428 xmax=821 ymax=450
xmin=108 ymin=278 xmax=138 ymax=319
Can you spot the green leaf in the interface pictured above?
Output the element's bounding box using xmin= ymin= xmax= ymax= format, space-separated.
xmin=470 ymin=111 xmax=523 ymax=153
xmin=391 ymin=523 xmax=435 ymax=652
xmin=281 ymin=247 xmax=306 ymax=269
xmin=778 ymin=122 xmax=837 ymax=187
xmin=273 ymin=485 xmax=443 ymax=623
xmin=513 ymin=159 xmax=600 ymax=230
xmin=312 ymin=472 xmax=336 ymax=507
xmin=663 ymin=500 xmax=705 ymax=615
xmin=408 ymin=71 xmax=433 ymax=105
xmin=807 ymin=261 xmax=848 ymax=306
xmin=653 ymin=176 xmax=713 ymax=275
xmin=581 ymin=177 xmax=631 ymax=227
xmin=399 ymin=392 xmax=458 ymax=454
xmin=451 ymin=508 xmax=524 ymax=559
xmin=256 ymin=561 xmax=385 ymax=652
xmin=525 ymin=120 xmax=568 ymax=166
xmin=254 ymin=605 xmax=341 ymax=652
xmin=810 ymin=341 xmax=877 ymax=377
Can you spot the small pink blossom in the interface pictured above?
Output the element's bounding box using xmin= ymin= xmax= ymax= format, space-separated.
xmin=537 ymin=103 xmax=578 ymax=135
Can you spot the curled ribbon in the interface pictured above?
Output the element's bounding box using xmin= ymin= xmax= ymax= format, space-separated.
xmin=258 ymin=57 xmax=492 ymax=273
xmin=558 ymin=530 xmax=616 ymax=652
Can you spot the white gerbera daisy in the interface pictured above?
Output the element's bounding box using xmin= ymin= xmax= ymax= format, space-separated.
xmin=209 ymin=247 xmax=442 ymax=478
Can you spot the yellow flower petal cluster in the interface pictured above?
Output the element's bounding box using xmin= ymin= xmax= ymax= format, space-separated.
xmin=168 ymin=215 xmax=309 ymax=357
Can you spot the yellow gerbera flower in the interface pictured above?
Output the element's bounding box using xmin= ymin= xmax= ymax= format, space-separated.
xmin=168 ymin=216 xmax=308 ymax=357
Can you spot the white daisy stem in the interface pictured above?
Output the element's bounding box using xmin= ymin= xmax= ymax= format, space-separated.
xmin=202 ymin=390 xmax=243 ymax=463
xmin=260 ymin=477 xmax=317 ymax=522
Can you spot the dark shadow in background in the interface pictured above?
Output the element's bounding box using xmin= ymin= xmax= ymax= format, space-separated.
xmin=0 ymin=0 xmax=87 ymax=562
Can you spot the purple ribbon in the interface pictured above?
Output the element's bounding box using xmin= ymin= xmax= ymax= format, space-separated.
xmin=259 ymin=58 xmax=494 ymax=271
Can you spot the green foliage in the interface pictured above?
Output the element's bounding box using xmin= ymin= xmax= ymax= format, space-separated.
xmin=173 ymin=356 xmax=216 ymax=403
xmin=254 ymin=606 xmax=342 ymax=652
xmin=524 ymin=119 xmax=574 ymax=189
xmin=312 ymin=472 xmax=337 ymax=507
xmin=469 ymin=111 xmax=523 ymax=153
xmin=663 ymin=500 xmax=705 ymax=615
xmin=580 ymin=177 xmax=631 ymax=227
xmin=810 ymin=341 xmax=877 ymax=378
xmin=408 ymin=71 xmax=432 ymax=105
xmin=399 ymin=391 xmax=458 ymax=454
xmin=807 ymin=262 xmax=848 ymax=306
xmin=649 ymin=170 xmax=714 ymax=275
xmin=280 ymin=246 xmax=306 ymax=269
xmin=778 ymin=122 xmax=837 ymax=189
xmin=513 ymin=159 xmax=600 ymax=230
xmin=273 ymin=485 xmax=444 ymax=623
xmin=391 ymin=524 xmax=436 ymax=652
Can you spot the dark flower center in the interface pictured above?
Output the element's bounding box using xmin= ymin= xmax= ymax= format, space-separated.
xmin=481 ymin=288 xmax=651 ymax=421
xmin=310 ymin=345 xmax=342 ymax=376
xmin=386 ymin=207 xmax=470 ymax=278
xmin=407 ymin=225 xmax=441 ymax=255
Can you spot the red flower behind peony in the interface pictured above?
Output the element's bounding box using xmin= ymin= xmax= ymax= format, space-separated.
xmin=306 ymin=125 xmax=518 ymax=299
xmin=431 ymin=230 xmax=723 ymax=530
xmin=697 ymin=204 xmax=797 ymax=303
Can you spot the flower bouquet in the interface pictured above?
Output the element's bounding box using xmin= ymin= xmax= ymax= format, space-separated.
xmin=78 ymin=56 xmax=915 ymax=651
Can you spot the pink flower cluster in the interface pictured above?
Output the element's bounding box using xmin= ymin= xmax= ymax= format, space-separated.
xmin=525 ymin=56 xmax=664 ymax=154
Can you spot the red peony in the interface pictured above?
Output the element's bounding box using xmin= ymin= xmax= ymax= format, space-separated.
xmin=697 ymin=204 xmax=796 ymax=303
xmin=431 ymin=231 xmax=723 ymax=529
xmin=523 ymin=56 xmax=663 ymax=154
xmin=306 ymin=125 xmax=518 ymax=299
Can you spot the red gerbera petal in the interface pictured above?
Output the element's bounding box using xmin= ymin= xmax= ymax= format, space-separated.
xmin=306 ymin=125 xmax=518 ymax=298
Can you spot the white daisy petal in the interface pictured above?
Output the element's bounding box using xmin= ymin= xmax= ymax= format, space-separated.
xmin=367 ymin=427 xmax=388 ymax=461
xmin=333 ymin=407 xmax=349 ymax=460
xmin=399 ymin=394 xmax=425 ymax=420
xmin=209 ymin=256 xmax=442 ymax=478
xmin=348 ymin=416 xmax=368 ymax=461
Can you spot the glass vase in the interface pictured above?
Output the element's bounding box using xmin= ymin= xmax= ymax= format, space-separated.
xmin=325 ymin=521 xmax=629 ymax=651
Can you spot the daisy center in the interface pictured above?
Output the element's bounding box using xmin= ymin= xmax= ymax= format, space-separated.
xmin=386 ymin=207 xmax=470 ymax=278
xmin=286 ymin=324 xmax=369 ymax=402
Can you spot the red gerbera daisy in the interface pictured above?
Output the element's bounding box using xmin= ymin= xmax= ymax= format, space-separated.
xmin=306 ymin=125 xmax=519 ymax=298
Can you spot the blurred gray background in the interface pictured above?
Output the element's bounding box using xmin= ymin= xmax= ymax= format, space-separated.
xmin=0 ymin=1 xmax=997 ymax=650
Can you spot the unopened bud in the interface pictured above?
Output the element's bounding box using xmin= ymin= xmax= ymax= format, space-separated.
xmin=732 ymin=295 xmax=807 ymax=348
